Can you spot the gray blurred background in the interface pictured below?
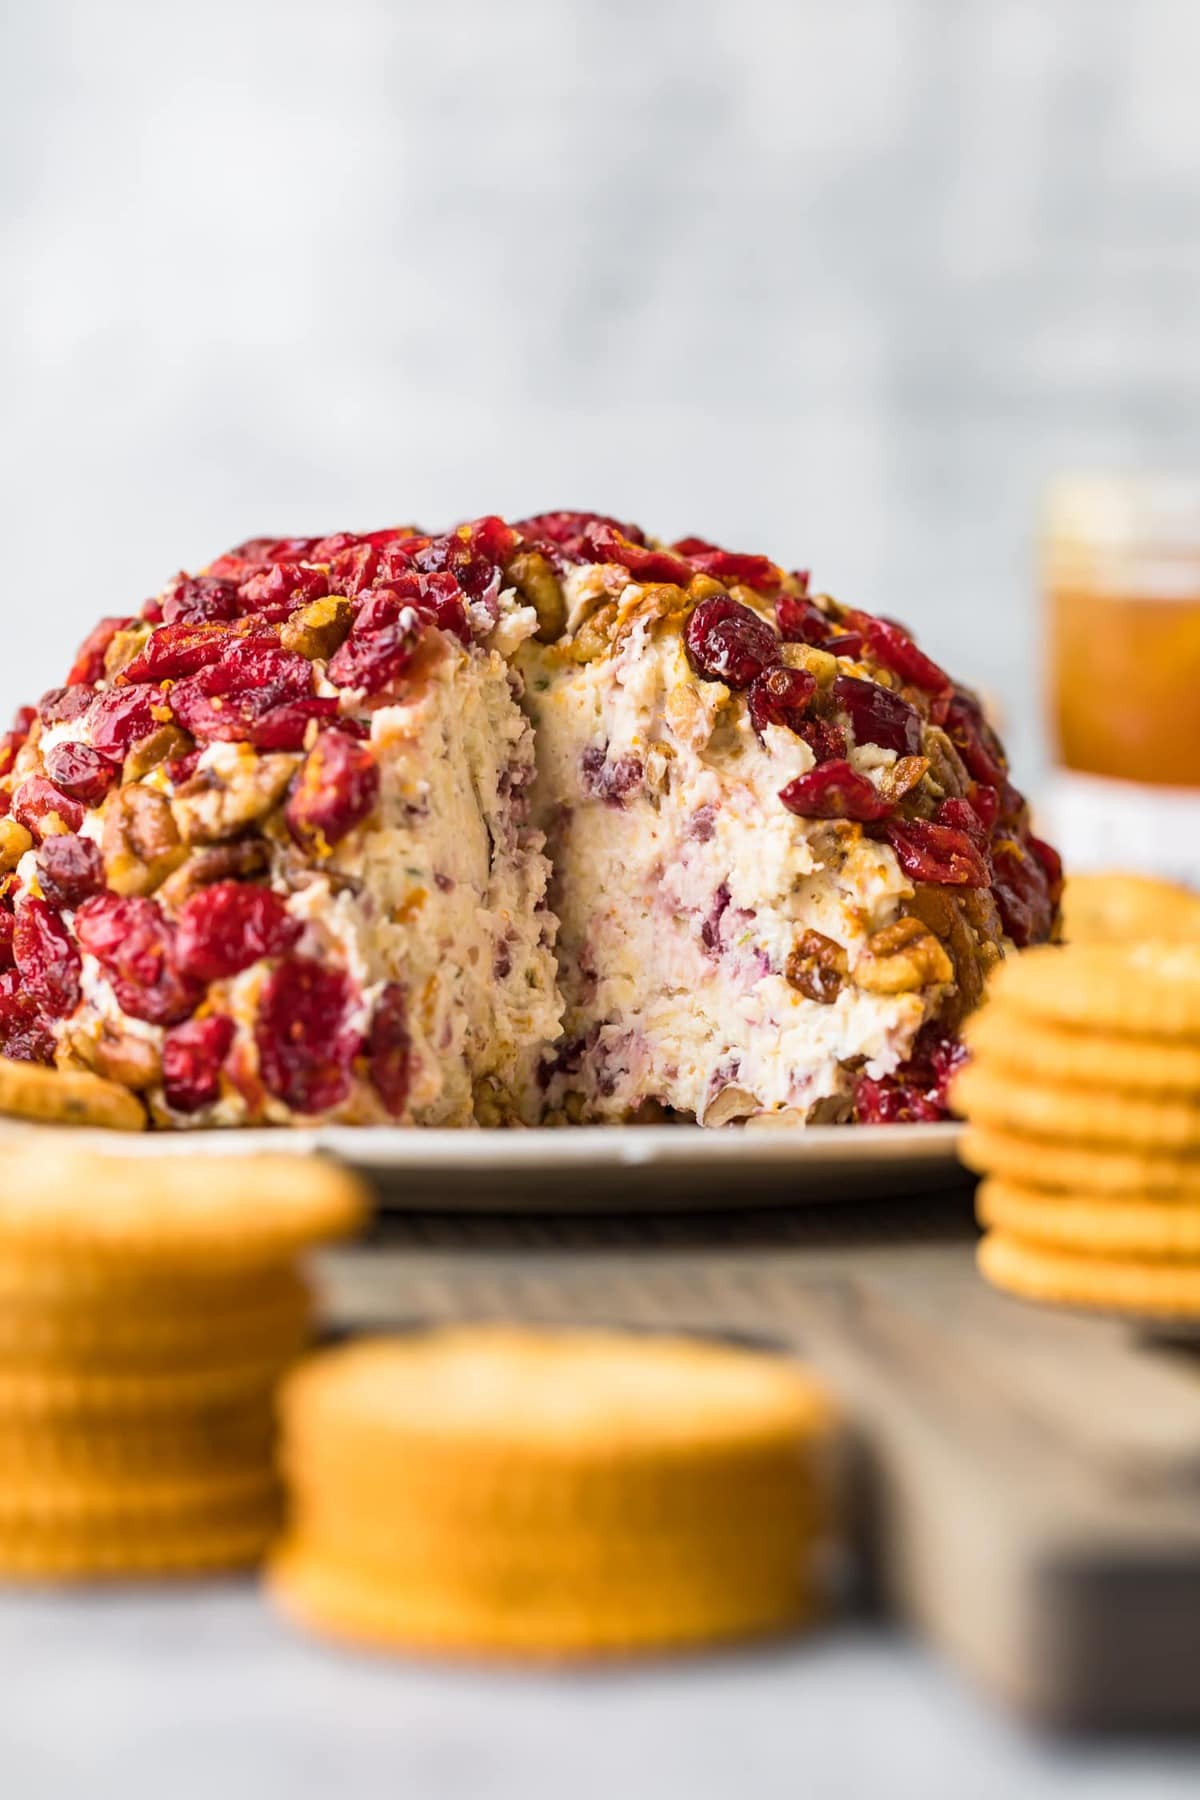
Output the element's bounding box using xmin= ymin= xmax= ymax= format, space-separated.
xmin=4 ymin=0 xmax=1200 ymax=779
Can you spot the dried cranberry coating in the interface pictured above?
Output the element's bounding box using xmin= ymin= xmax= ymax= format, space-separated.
xmin=169 ymin=642 xmax=317 ymax=745
xmin=579 ymin=522 xmax=693 ymax=586
xmin=237 ymin=562 xmax=329 ymax=617
xmin=161 ymin=575 xmax=242 ymax=626
xmin=43 ymin=742 xmax=121 ymax=807
xmin=850 ymin=614 xmax=951 ymax=696
xmin=777 ymin=595 xmax=842 ymax=648
xmin=66 ymin=617 xmax=133 ymax=687
xmin=778 ymin=760 xmax=893 ymax=823
xmin=878 ymin=818 xmax=990 ymax=887
xmin=747 ymin=666 xmax=818 ymax=737
xmin=0 ymin=911 xmax=12 ymax=970
xmin=932 ymin=691 xmax=1008 ymax=788
xmin=75 ymin=893 xmax=202 ymax=1027
xmin=122 ymin=621 xmax=277 ymax=686
xmin=36 ymin=835 xmax=105 ymax=909
xmin=327 ymin=588 xmax=423 ymax=695
xmin=86 ymin=687 xmax=161 ymax=759
xmin=255 ymin=956 xmax=358 ymax=1114
xmin=175 ymin=883 xmax=301 ymax=983
xmin=855 ymin=1025 xmax=968 ymax=1124
xmin=368 ymin=982 xmax=412 ymax=1117
xmin=286 ymin=730 xmax=380 ymax=850
xmin=38 ymin=686 xmax=93 ymax=728
xmin=13 ymin=898 xmax=82 ymax=1018
xmin=991 ymin=835 xmax=1063 ymax=947
xmin=10 ymin=777 xmax=85 ymax=839
xmin=0 ymin=984 xmax=56 ymax=1065
xmin=833 ymin=675 xmax=923 ymax=756
xmin=162 ymin=1014 xmax=236 ymax=1113
xmin=684 ymin=597 xmax=779 ymax=689
xmin=515 ymin=512 xmax=648 ymax=559
xmin=671 ymin=538 xmax=782 ymax=593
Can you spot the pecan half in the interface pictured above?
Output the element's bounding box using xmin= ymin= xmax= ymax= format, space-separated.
xmin=878 ymin=754 xmax=931 ymax=806
xmin=854 ymin=914 xmax=954 ymax=995
xmin=280 ymin=596 xmax=353 ymax=661
xmin=158 ymin=838 xmax=272 ymax=907
xmin=171 ymin=751 xmax=297 ymax=845
xmin=0 ymin=818 xmax=33 ymax=873
xmin=101 ymin=785 xmax=187 ymax=895
xmin=505 ymin=550 xmax=566 ymax=643
xmin=786 ymin=929 xmax=848 ymax=1004
xmin=72 ymin=1022 xmax=163 ymax=1091
xmin=123 ymin=724 xmax=193 ymax=784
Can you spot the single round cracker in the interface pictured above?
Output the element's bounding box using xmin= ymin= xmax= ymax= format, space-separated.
xmin=977 ymin=1179 xmax=1200 ymax=1258
xmin=0 ymin=1268 xmax=312 ymax=1371
xmin=269 ymin=1544 xmax=816 ymax=1661
xmin=0 ymin=1058 xmax=146 ymax=1131
xmin=986 ymin=942 xmax=1200 ymax=1041
xmin=965 ymin=1007 xmax=1200 ymax=1096
xmin=977 ymin=1230 xmax=1200 ymax=1318
xmin=0 ymin=1146 xmax=368 ymax=1264
xmin=281 ymin=1328 xmax=836 ymax=1469
xmin=1061 ymin=871 xmax=1200 ymax=946
xmin=952 ymin=1061 xmax=1200 ymax=1152
xmin=961 ymin=1124 xmax=1200 ymax=1197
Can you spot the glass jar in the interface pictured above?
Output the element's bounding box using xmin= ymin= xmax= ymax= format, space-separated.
xmin=1042 ymin=475 xmax=1200 ymax=885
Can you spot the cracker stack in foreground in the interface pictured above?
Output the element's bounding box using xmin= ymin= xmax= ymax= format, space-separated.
xmin=956 ymin=941 xmax=1200 ymax=1319
xmin=270 ymin=1327 xmax=838 ymax=1660
xmin=0 ymin=1146 xmax=366 ymax=1580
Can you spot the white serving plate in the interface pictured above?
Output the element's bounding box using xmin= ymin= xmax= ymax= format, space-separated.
xmin=0 ymin=1120 xmax=964 ymax=1211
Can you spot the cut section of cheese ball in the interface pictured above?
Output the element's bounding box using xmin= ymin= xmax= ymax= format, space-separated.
xmin=0 ymin=523 xmax=560 ymax=1126
xmin=513 ymin=513 xmax=1061 ymax=1125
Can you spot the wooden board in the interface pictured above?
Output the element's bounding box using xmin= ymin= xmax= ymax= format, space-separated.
xmin=314 ymin=1189 xmax=1200 ymax=1729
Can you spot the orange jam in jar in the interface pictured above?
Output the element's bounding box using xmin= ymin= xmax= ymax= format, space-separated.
xmin=1042 ymin=476 xmax=1200 ymax=881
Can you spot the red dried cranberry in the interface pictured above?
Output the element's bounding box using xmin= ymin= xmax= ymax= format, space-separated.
xmin=515 ymin=512 xmax=648 ymax=561
xmin=854 ymin=1025 xmax=968 ymax=1124
xmin=169 ymin=642 xmax=316 ymax=744
xmin=933 ymin=796 xmax=989 ymax=849
xmin=237 ymin=562 xmax=329 ymax=618
xmin=833 ymin=675 xmax=922 ymax=756
xmin=671 ymin=538 xmax=782 ymax=593
xmin=580 ymin=747 xmax=644 ymax=805
xmin=10 ymin=777 xmax=86 ymax=839
xmin=778 ymin=759 xmax=893 ymax=822
xmin=38 ymin=686 xmax=93 ymax=728
xmin=162 ymin=1014 xmax=236 ymax=1113
xmin=75 ymin=893 xmax=202 ymax=1026
xmin=36 ymin=835 xmax=105 ymax=908
xmin=932 ymin=690 xmax=1008 ymax=787
xmin=13 ymin=897 xmax=82 ymax=1018
xmin=579 ymin=522 xmax=693 ymax=585
xmin=175 ymin=883 xmax=301 ymax=983
xmin=85 ymin=686 xmax=161 ymax=759
xmin=285 ymin=730 xmax=380 ymax=850
xmin=249 ymin=696 xmax=341 ymax=752
xmin=66 ymin=617 xmax=134 ymax=687
xmin=0 ymin=733 xmax=22 ymax=783
xmin=795 ymin=718 xmax=848 ymax=764
xmin=327 ymin=590 xmax=422 ymax=695
xmin=991 ymin=835 xmax=1062 ymax=948
xmin=122 ymin=621 xmax=277 ymax=685
xmin=368 ymin=982 xmax=412 ymax=1117
xmin=849 ymin=614 xmax=952 ymax=695
xmin=255 ymin=957 xmax=358 ymax=1113
xmin=161 ymin=575 xmax=241 ymax=626
xmin=878 ymin=818 xmax=990 ymax=887
xmin=12 ymin=706 xmax=37 ymax=736
xmin=0 ymin=910 xmax=13 ymax=970
xmin=777 ymin=595 xmax=841 ymax=647
xmin=43 ymin=741 xmax=121 ymax=807
xmin=965 ymin=781 xmax=1000 ymax=834
xmin=405 ymin=517 xmax=518 ymax=599
xmin=415 ymin=570 xmax=471 ymax=643
xmin=684 ymin=597 xmax=779 ymax=689
xmin=747 ymin=665 xmax=818 ymax=737
xmin=164 ymin=748 xmax=203 ymax=787
xmin=324 ymin=542 xmax=382 ymax=597
xmin=0 ymin=986 xmax=56 ymax=1064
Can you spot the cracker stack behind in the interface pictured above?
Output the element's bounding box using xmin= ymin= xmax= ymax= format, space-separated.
xmin=956 ymin=942 xmax=1200 ymax=1319
xmin=0 ymin=1145 xmax=366 ymax=1580
xmin=270 ymin=1326 xmax=839 ymax=1660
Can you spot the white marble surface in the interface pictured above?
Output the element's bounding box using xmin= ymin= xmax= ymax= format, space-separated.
xmin=5 ymin=1 xmax=1200 ymax=775
xmin=2 ymin=1590 xmax=1198 ymax=1800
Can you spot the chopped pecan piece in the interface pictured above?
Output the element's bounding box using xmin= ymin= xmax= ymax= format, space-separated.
xmin=878 ymin=754 xmax=931 ymax=806
xmin=73 ymin=1021 xmax=163 ymax=1091
xmin=0 ymin=818 xmax=33 ymax=873
xmin=854 ymin=913 xmax=954 ymax=995
xmin=569 ymin=601 xmax=618 ymax=664
xmin=159 ymin=838 xmax=272 ymax=907
xmin=280 ymin=596 xmax=353 ymax=661
xmin=103 ymin=623 xmax=154 ymax=680
xmin=171 ymin=751 xmax=297 ymax=845
xmin=101 ymin=784 xmax=187 ymax=896
xmin=122 ymin=724 xmax=194 ymax=784
xmin=786 ymin=929 xmax=848 ymax=1004
xmin=505 ymin=550 xmax=566 ymax=643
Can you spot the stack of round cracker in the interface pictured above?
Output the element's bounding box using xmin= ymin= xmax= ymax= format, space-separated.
xmin=0 ymin=1145 xmax=366 ymax=1581
xmin=956 ymin=941 xmax=1200 ymax=1319
xmin=269 ymin=1326 xmax=839 ymax=1660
